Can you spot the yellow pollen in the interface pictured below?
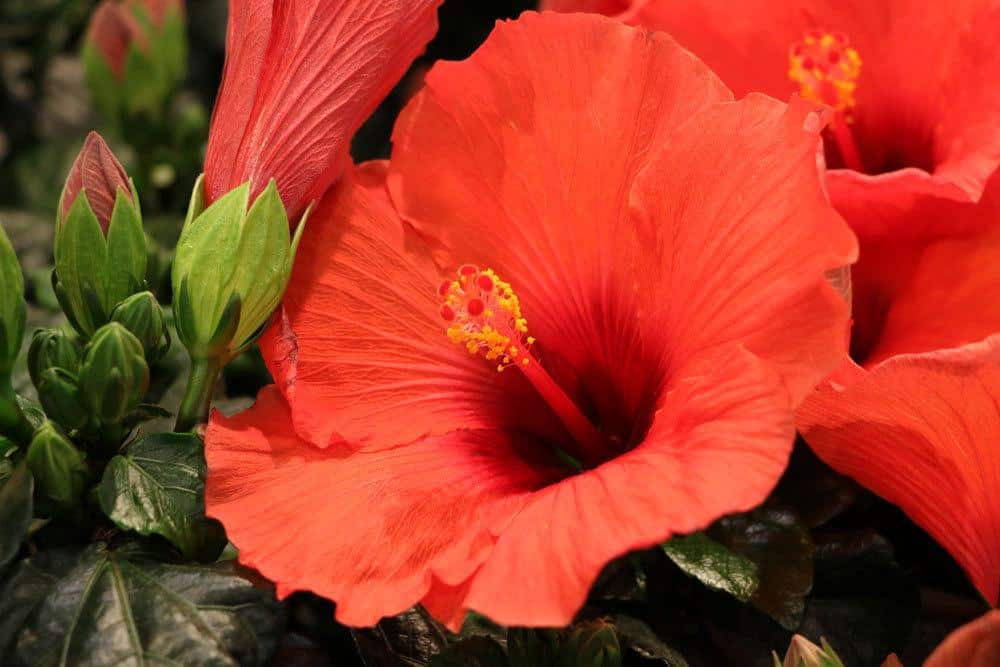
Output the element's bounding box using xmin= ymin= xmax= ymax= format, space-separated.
xmin=788 ymin=30 xmax=862 ymax=118
xmin=438 ymin=265 xmax=532 ymax=372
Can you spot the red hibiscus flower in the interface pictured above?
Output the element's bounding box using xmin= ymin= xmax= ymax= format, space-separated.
xmin=202 ymin=0 xmax=443 ymax=219
xmin=542 ymin=0 xmax=1000 ymax=241
xmin=205 ymin=12 xmax=856 ymax=628
xmin=799 ymin=338 xmax=1000 ymax=606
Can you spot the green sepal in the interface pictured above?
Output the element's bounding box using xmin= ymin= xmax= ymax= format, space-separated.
xmin=78 ymin=323 xmax=149 ymax=424
xmin=558 ymin=621 xmax=622 ymax=667
xmin=26 ymin=421 xmax=89 ymax=515
xmin=104 ymin=186 xmax=147 ymax=307
xmin=81 ymin=41 xmax=121 ymax=124
xmin=122 ymin=42 xmax=165 ymax=119
xmin=111 ymin=291 xmax=169 ymax=362
xmin=182 ymin=173 xmax=207 ymax=232
xmin=54 ymin=193 xmax=110 ymax=337
xmin=0 ymin=223 xmax=25 ymax=374
xmin=36 ymin=368 xmax=89 ymax=431
xmin=27 ymin=328 xmax=81 ymax=388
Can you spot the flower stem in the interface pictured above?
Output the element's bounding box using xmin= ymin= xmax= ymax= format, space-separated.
xmin=0 ymin=377 xmax=35 ymax=445
xmin=174 ymin=355 xmax=223 ymax=433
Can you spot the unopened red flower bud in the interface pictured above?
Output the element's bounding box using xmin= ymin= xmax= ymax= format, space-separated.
xmin=60 ymin=131 xmax=132 ymax=235
xmin=84 ymin=1 xmax=148 ymax=80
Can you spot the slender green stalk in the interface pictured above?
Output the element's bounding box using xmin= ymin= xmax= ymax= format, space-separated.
xmin=174 ymin=355 xmax=222 ymax=433
xmin=0 ymin=377 xmax=35 ymax=445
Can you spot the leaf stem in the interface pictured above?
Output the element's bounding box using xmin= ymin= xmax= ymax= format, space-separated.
xmin=174 ymin=355 xmax=222 ymax=433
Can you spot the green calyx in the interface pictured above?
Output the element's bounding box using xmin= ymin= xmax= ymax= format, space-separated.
xmin=27 ymin=328 xmax=82 ymax=388
xmin=36 ymin=367 xmax=89 ymax=432
xmin=54 ymin=187 xmax=146 ymax=339
xmin=0 ymin=224 xmax=26 ymax=376
xmin=559 ymin=621 xmax=622 ymax=667
xmin=77 ymin=322 xmax=149 ymax=425
xmin=26 ymin=421 xmax=89 ymax=514
xmin=111 ymin=291 xmax=170 ymax=362
xmin=172 ymin=176 xmax=306 ymax=363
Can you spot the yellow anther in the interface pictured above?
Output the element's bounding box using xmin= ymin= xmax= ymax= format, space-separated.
xmin=438 ymin=265 xmax=533 ymax=372
xmin=788 ymin=30 xmax=862 ymax=117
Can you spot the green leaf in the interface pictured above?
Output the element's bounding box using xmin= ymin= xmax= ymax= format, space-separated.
xmin=508 ymin=629 xmax=560 ymax=667
xmin=98 ymin=432 xmax=224 ymax=559
xmin=610 ymin=615 xmax=689 ymax=667
xmin=0 ymin=461 xmax=33 ymax=570
xmin=430 ymin=636 xmax=508 ymax=667
xmin=711 ymin=508 xmax=815 ymax=630
xmin=352 ymin=607 xmax=449 ymax=666
xmin=662 ymin=532 xmax=759 ymax=602
xmin=0 ymin=542 xmax=283 ymax=665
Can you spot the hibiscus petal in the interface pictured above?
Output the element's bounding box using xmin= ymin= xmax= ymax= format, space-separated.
xmin=205 ymin=387 xmax=557 ymax=628
xmin=388 ymin=11 xmax=734 ymax=430
xmin=258 ymin=169 xmax=565 ymax=449
xmin=925 ymin=611 xmax=1000 ymax=667
xmin=463 ymin=346 xmax=794 ymax=626
xmin=631 ymin=94 xmax=857 ymax=404
xmin=863 ymin=186 xmax=1000 ymax=364
xmin=203 ymin=0 xmax=442 ymax=218
xmin=799 ymin=338 xmax=1000 ymax=605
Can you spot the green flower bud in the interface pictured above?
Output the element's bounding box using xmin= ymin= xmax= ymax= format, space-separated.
xmin=27 ymin=329 xmax=82 ymax=388
xmin=172 ymin=176 xmax=305 ymax=362
xmin=773 ymin=636 xmax=845 ymax=667
xmin=559 ymin=621 xmax=622 ymax=667
xmin=0 ymin=223 xmax=25 ymax=377
xmin=37 ymin=368 xmax=90 ymax=431
xmin=111 ymin=291 xmax=169 ymax=362
xmin=78 ymin=323 xmax=149 ymax=424
xmin=54 ymin=133 xmax=146 ymax=338
xmin=82 ymin=0 xmax=186 ymax=122
xmin=26 ymin=421 xmax=89 ymax=513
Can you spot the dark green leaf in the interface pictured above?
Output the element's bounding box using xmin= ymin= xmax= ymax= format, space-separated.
xmin=662 ymin=532 xmax=759 ymax=603
xmin=611 ymin=615 xmax=689 ymax=667
xmin=353 ymin=607 xmax=449 ymax=667
xmin=0 ymin=542 xmax=283 ymax=666
xmin=711 ymin=508 xmax=815 ymax=629
xmin=798 ymin=531 xmax=918 ymax=666
xmin=0 ymin=461 xmax=33 ymax=570
xmin=508 ymin=628 xmax=559 ymax=667
xmin=97 ymin=432 xmax=224 ymax=559
xmin=430 ymin=636 xmax=508 ymax=667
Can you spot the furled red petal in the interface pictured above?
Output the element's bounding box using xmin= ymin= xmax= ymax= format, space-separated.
xmin=61 ymin=131 xmax=133 ymax=234
xmin=631 ymin=94 xmax=856 ymax=403
xmin=86 ymin=0 xmax=147 ymax=78
xmin=258 ymin=170 xmax=565 ymax=449
xmin=552 ymin=0 xmax=1000 ymax=240
xmin=205 ymin=387 xmax=558 ymax=628
xmin=925 ymin=611 xmax=1000 ymax=667
xmin=799 ymin=339 xmax=1000 ymax=605
xmin=463 ymin=347 xmax=795 ymax=626
xmin=203 ymin=0 xmax=443 ymax=219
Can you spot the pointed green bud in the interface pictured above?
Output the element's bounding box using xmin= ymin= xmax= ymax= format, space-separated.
xmin=27 ymin=329 xmax=82 ymax=388
xmin=111 ymin=291 xmax=169 ymax=362
xmin=559 ymin=621 xmax=622 ymax=667
xmin=773 ymin=636 xmax=846 ymax=667
xmin=172 ymin=176 xmax=305 ymax=362
xmin=0 ymin=223 xmax=25 ymax=376
xmin=26 ymin=421 xmax=89 ymax=514
xmin=54 ymin=133 xmax=146 ymax=338
xmin=36 ymin=368 xmax=89 ymax=431
xmin=78 ymin=322 xmax=149 ymax=424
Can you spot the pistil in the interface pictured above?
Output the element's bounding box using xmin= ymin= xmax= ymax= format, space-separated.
xmin=439 ymin=264 xmax=606 ymax=467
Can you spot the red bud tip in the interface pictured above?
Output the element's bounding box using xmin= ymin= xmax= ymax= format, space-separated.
xmin=86 ymin=1 xmax=148 ymax=78
xmin=63 ymin=132 xmax=132 ymax=234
